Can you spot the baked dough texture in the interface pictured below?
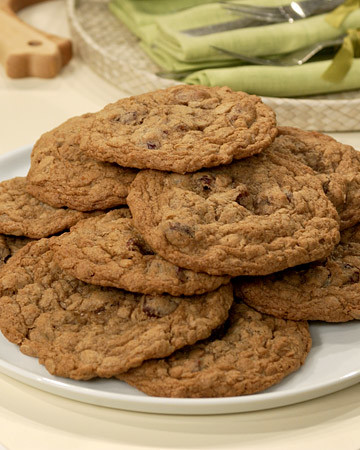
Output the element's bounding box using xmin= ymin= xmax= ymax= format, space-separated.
xmin=0 ymin=239 xmax=233 ymax=380
xmin=80 ymin=85 xmax=277 ymax=173
xmin=235 ymin=224 xmax=360 ymax=322
xmin=119 ymin=302 xmax=311 ymax=398
xmin=51 ymin=210 xmax=230 ymax=296
xmin=127 ymin=147 xmax=340 ymax=276
xmin=27 ymin=115 xmax=137 ymax=211
xmin=0 ymin=177 xmax=91 ymax=238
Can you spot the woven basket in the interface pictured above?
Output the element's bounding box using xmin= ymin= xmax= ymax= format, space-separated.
xmin=66 ymin=0 xmax=360 ymax=132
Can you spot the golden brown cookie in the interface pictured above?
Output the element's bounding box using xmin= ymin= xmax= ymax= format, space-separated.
xmin=51 ymin=210 xmax=230 ymax=296
xmin=80 ymin=85 xmax=277 ymax=174
xmin=127 ymin=147 xmax=340 ymax=276
xmin=0 ymin=177 xmax=91 ymax=238
xmin=26 ymin=115 xmax=137 ymax=211
xmin=119 ymin=302 xmax=311 ymax=398
xmin=0 ymin=239 xmax=233 ymax=380
xmin=235 ymin=224 xmax=360 ymax=322
xmin=274 ymin=127 xmax=360 ymax=230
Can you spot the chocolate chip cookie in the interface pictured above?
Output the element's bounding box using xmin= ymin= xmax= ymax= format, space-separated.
xmin=26 ymin=115 xmax=137 ymax=211
xmin=274 ymin=127 xmax=360 ymax=230
xmin=235 ymin=224 xmax=360 ymax=322
xmin=119 ymin=302 xmax=311 ymax=398
xmin=0 ymin=239 xmax=233 ymax=380
xmin=127 ymin=147 xmax=340 ymax=276
xmin=80 ymin=85 xmax=277 ymax=174
xmin=51 ymin=210 xmax=229 ymax=296
xmin=0 ymin=177 xmax=91 ymax=238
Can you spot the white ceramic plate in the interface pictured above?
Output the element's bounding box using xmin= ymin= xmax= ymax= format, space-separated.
xmin=0 ymin=146 xmax=359 ymax=415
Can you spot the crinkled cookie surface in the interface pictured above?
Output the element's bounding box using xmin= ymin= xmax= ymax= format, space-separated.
xmin=119 ymin=302 xmax=311 ymax=398
xmin=127 ymin=147 xmax=340 ymax=276
xmin=51 ymin=210 xmax=230 ymax=296
xmin=0 ymin=177 xmax=90 ymax=238
xmin=0 ymin=239 xmax=233 ymax=380
xmin=275 ymin=127 xmax=360 ymax=230
xmin=80 ymin=85 xmax=277 ymax=174
xmin=26 ymin=115 xmax=137 ymax=211
xmin=235 ymin=224 xmax=360 ymax=322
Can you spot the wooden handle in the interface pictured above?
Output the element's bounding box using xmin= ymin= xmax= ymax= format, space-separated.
xmin=0 ymin=0 xmax=72 ymax=78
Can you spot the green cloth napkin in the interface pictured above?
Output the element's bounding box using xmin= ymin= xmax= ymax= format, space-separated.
xmin=148 ymin=9 xmax=360 ymax=72
xmin=109 ymin=0 xmax=221 ymax=43
xmin=185 ymin=58 xmax=360 ymax=97
xmin=109 ymin=1 xmax=360 ymax=97
xmin=110 ymin=0 xmax=290 ymax=47
xmin=110 ymin=0 xmax=360 ymax=72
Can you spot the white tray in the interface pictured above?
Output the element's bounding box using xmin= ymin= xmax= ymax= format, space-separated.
xmin=66 ymin=0 xmax=360 ymax=132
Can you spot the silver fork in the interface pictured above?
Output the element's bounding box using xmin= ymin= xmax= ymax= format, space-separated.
xmin=221 ymin=0 xmax=345 ymax=23
xmin=157 ymin=35 xmax=344 ymax=79
xmin=211 ymin=35 xmax=345 ymax=66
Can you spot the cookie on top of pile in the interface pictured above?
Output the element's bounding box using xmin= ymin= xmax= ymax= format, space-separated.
xmin=0 ymin=84 xmax=359 ymax=398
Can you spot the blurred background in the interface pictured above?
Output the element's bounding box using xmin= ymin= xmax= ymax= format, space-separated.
xmin=0 ymin=0 xmax=359 ymax=155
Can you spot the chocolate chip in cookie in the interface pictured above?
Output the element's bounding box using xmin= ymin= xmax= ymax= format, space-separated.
xmin=0 ymin=239 xmax=233 ymax=380
xmin=51 ymin=210 xmax=230 ymax=296
xmin=80 ymin=85 xmax=277 ymax=174
xmin=127 ymin=147 xmax=340 ymax=276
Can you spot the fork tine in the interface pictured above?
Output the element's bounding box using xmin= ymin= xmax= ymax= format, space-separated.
xmin=211 ymin=35 xmax=345 ymax=67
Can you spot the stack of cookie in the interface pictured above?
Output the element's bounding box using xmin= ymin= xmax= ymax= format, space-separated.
xmin=0 ymin=85 xmax=358 ymax=398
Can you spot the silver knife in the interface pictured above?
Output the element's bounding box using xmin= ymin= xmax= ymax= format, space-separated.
xmin=181 ymin=17 xmax=265 ymax=36
xmin=181 ymin=0 xmax=344 ymax=36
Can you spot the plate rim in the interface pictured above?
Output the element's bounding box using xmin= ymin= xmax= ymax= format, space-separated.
xmin=0 ymin=145 xmax=359 ymax=415
xmin=0 ymin=332 xmax=360 ymax=415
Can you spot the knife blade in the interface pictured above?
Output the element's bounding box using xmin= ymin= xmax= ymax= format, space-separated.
xmin=180 ymin=0 xmax=344 ymax=36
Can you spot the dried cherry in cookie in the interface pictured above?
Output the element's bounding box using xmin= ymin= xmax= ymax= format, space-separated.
xmin=127 ymin=147 xmax=340 ymax=276
xmin=80 ymin=85 xmax=277 ymax=174
xmin=119 ymin=302 xmax=311 ymax=398
xmin=0 ymin=177 xmax=91 ymax=238
xmin=0 ymin=239 xmax=233 ymax=380
xmin=235 ymin=223 xmax=360 ymax=322
xmin=26 ymin=115 xmax=137 ymax=211
xmin=50 ymin=210 xmax=230 ymax=296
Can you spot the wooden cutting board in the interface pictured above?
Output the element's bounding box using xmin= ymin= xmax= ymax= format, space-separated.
xmin=0 ymin=0 xmax=72 ymax=78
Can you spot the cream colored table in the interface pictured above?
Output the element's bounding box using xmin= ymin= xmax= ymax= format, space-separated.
xmin=0 ymin=2 xmax=359 ymax=450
